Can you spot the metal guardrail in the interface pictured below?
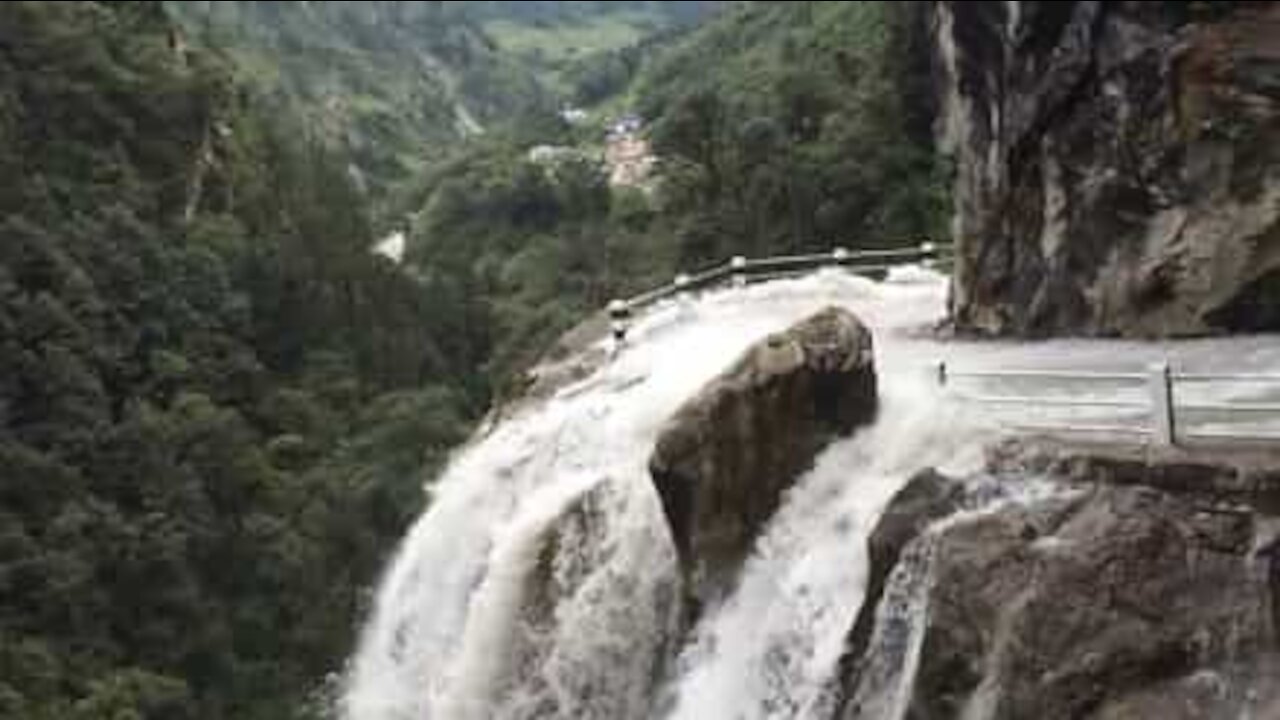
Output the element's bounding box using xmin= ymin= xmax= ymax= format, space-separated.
xmin=603 ymin=245 xmax=1275 ymax=446
xmin=936 ymin=361 xmax=1280 ymax=446
xmin=607 ymin=242 xmax=952 ymax=340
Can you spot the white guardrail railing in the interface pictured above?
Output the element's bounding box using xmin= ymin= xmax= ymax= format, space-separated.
xmin=603 ymin=242 xmax=1277 ymax=446
xmin=935 ymin=361 xmax=1280 ymax=446
xmin=607 ymin=242 xmax=952 ymax=340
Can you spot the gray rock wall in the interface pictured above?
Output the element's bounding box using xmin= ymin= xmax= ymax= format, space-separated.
xmin=935 ymin=1 xmax=1280 ymax=336
xmin=840 ymin=453 xmax=1280 ymax=719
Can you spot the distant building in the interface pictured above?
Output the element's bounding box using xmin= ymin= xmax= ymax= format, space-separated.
xmin=605 ymin=114 xmax=645 ymax=141
xmin=605 ymin=133 xmax=655 ymax=189
xmin=560 ymin=106 xmax=589 ymax=125
xmin=373 ymin=231 xmax=406 ymax=264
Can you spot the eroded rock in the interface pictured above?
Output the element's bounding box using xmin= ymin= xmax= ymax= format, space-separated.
xmin=499 ymin=484 xmax=681 ymax=719
xmin=844 ymin=468 xmax=966 ymax=674
xmin=648 ymin=307 xmax=877 ymax=611
xmin=934 ymin=1 xmax=1280 ymax=337
xmin=843 ymin=462 xmax=1280 ymax=720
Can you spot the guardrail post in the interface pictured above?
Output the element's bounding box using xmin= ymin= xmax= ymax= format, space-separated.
xmin=674 ymin=273 xmax=692 ymax=304
xmin=934 ymin=360 xmax=948 ymax=388
xmin=920 ymin=241 xmax=937 ymax=270
xmin=608 ymin=299 xmax=630 ymax=344
xmin=1148 ymin=361 xmax=1176 ymax=446
xmin=731 ymin=256 xmax=747 ymax=288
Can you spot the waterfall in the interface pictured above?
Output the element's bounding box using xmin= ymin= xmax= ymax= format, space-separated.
xmin=841 ymin=479 xmax=1074 ymax=720
xmin=339 ymin=266 xmax=1280 ymax=719
xmin=340 ymin=269 xmax=974 ymax=720
xmin=657 ymin=375 xmax=989 ymax=720
xmin=840 ymin=532 xmax=939 ymax=720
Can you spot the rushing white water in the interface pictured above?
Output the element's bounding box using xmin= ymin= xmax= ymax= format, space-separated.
xmin=842 ymin=478 xmax=1079 ymax=720
xmin=842 ymin=530 xmax=939 ymax=720
xmin=342 ymin=269 xmax=962 ymax=720
xmin=658 ymin=373 xmax=990 ymax=720
xmin=341 ymin=266 xmax=1280 ymax=720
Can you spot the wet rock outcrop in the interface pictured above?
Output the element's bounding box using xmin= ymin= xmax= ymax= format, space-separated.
xmin=649 ymin=307 xmax=877 ymax=611
xmin=935 ymin=1 xmax=1280 ymax=336
xmin=843 ymin=468 xmax=966 ymax=669
xmin=489 ymin=311 xmax=614 ymax=424
xmin=504 ymin=485 xmax=681 ymax=719
xmin=841 ymin=454 xmax=1280 ymax=719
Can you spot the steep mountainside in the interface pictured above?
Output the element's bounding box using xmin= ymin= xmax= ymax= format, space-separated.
xmin=935 ymin=1 xmax=1280 ymax=337
xmin=458 ymin=1 xmax=712 ymax=24
xmin=0 ymin=3 xmax=472 ymax=718
xmin=381 ymin=2 xmax=949 ymax=400
xmin=164 ymin=1 xmax=547 ymax=200
xmin=164 ymin=1 xmax=717 ymax=202
xmin=472 ymin=1 xmax=716 ymax=95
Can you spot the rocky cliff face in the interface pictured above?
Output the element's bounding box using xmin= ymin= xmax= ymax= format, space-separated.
xmin=649 ymin=307 xmax=878 ymax=613
xmin=934 ymin=1 xmax=1280 ymax=336
xmin=840 ymin=447 xmax=1280 ymax=719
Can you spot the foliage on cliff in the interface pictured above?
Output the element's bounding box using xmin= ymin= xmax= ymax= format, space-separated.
xmin=634 ymin=1 xmax=947 ymax=261
xmin=0 ymin=2 xmax=951 ymax=717
xmin=163 ymin=1 xmax=718 ymax=205
xmin=392 ymin=1 xmax=947 ymax=397
xmin=164 ymin=0 xmax=550 ymax=204
xmin=0 ymin=3 xmax=471 ymax=718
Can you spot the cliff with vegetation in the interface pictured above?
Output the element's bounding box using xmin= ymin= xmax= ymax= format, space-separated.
xmin=18 ymin=2 xmax=1278 ymax=718
xmin=164 ymin=1 xmax=716 ymax=204
xmin=164 ymin=0 xmax=547 ymax=202
xmin=0 ymin=3 xmax=472 ymax=718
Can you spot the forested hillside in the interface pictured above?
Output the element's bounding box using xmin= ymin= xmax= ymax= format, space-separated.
xmin=392 ymin=1 xmax=946 ymax=395
xmin=164 ymin=1 xmax=548 ymax=203
xmin=1 ymin=2 xmax=949 ymax=719
xmin=635 ymin=1 xmax=945 ymax=259
xmin=0 ymin=3 xmax=471 ymax=718
xmin=470 ymin=0 xmax=715 ymax=96
xmin=165 ymin=1 xmax=717 ymax=205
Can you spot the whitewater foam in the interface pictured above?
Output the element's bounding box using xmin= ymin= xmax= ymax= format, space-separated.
xmin=341 ymin=266 xmax=1280 ymax=720
xmin=342 ymin=270 xmax=954 ymax=720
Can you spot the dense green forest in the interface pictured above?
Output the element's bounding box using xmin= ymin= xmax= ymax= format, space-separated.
xmin=635 ymin=1 xmax=944 ymax=256
xmin=0 ymin=2 xmax=944 ymax=718
xmin=0 ymin=3 xmax=471 ymax=718
xmin=164 ymin=1 xmax=717 ymax=205
xmin=393 ymin=0 xmax=946 ymax=394
xmin=164 ymin=0 xmax=550 ymax=204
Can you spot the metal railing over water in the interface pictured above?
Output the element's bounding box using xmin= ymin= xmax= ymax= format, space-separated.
xmin=935 ymin=361 xmax=1280 ymax=446
xmin=607 ymin=242 xmax=952 ymax=339
xmin=601 ymin=242 xmax=1277 ymax=446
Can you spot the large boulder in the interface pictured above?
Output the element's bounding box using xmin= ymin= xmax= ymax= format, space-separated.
xmin=488 ymin=311 xmax=613 ymax=424
xmin=842 ymin=460 xmax=1280 ymax=719
xmin=934 ymin=1 xmax=1280 ymax=336
xmin=649 ymin=307 xmax=877 ymax=612
xmin=836 ymin=468 xmax=967 ymax=706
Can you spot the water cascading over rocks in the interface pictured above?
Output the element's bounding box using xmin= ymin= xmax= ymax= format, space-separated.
xmin=838 ymin=446 xmax=1280 ymax=720
xmin=341 ymin=271 xmax=967 ymax=720
xmin=649 ymin=307 xmax=878 ymax=616
xmin=342 ymin=265 xmax=1280 ymax=720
